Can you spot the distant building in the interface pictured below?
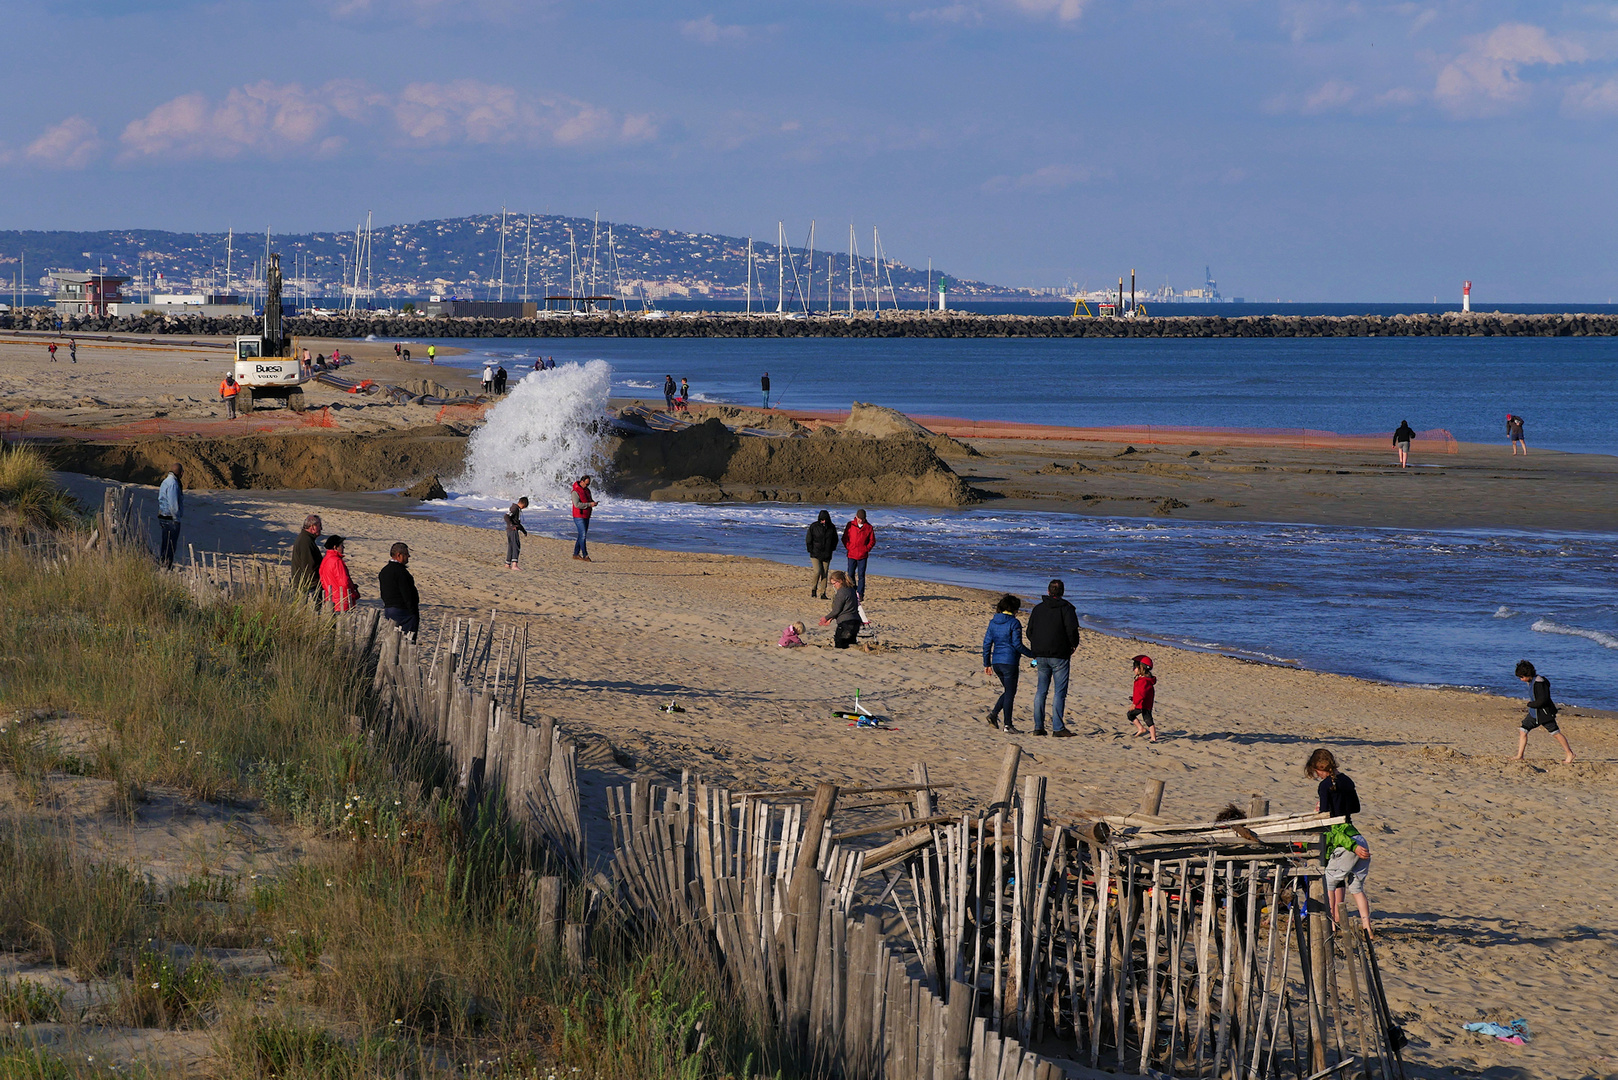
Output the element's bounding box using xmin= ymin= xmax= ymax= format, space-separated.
xmin=421 ymin=300 xmax=539 ymax=318
xmin=107 ymin=292 xmax=253 ymax=318
xmin=54 ymin=272 xmax=130 ymax=317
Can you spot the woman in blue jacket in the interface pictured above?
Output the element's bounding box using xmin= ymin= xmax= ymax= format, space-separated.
xmin=982 ymin=594 xmax=1034 ymax=733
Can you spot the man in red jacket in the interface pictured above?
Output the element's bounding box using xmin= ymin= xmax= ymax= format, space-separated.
xmin=842 ymin=508 xmax=875 ymax=600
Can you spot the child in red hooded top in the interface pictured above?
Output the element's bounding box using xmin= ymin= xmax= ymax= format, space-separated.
xmin=1128 ymin=655 xmax=1157 ymax=743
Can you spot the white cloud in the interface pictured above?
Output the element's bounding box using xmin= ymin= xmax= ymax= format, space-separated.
xmin=25 ymin=116 xmax=102 ymax=169
xmin=325 ymin=0 xmax=521 ymax=23
xmin=394 ymin=81 xmax=655 ymax=146
xmin=1434 ymin=23 xmax=1587 ymax=114
xmin=981 ymin=163 xmax=1097 ymax=193
xmin=911 ymin=0 xmax=1088 ymax=24
xmin=681 ymin=15 xmax=748 ymax=43
xmin=116 ymin=79 xmax=649 ymax=161
xmin=1563 ymin=76 xmax=1618 ymax=114
xmin=1303 ymin=79 xmax=1358 ymax=112
xmin=120 ymin=82 xmax=376 ymax=160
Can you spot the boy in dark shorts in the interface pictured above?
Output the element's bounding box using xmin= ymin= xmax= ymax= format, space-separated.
xmin=1128 ymin=655 xmax=1157 ymax=742
xmin=1513 ymin=660 xmax=1575 ymax=764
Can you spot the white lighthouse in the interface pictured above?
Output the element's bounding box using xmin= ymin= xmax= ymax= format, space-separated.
xmin=1462 ymin=280 xmax=1471 ymax=313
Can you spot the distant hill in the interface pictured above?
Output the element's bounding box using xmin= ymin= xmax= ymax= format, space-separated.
xmin=0 ymin=215 xmax=1026 ymax=304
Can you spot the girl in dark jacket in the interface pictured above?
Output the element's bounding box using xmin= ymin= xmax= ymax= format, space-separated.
xmin=981 ymin=594 xmax=1034 ymax=732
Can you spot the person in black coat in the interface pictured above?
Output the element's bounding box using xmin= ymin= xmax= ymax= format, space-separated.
xmin=1025 ymin=579 xmax=1082 ymax=736
xmin=805 ymin=509 xmax=839 ymax=598
xmin=378 ymin=542 xmax=420 ymax=634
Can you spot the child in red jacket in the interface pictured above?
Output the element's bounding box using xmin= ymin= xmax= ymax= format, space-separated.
xmin=1128 ymin=654 xmax=1157 ymax=742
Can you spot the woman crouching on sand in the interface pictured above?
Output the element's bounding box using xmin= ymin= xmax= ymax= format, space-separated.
xmin=1306 ymin=747 xmax=1373 ymax=938
xmin=982 ymin=594 xmax=1034 ymax=733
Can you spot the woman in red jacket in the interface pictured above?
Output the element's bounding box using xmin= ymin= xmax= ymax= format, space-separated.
xmin=319 ymin=535 xmax=360 ymax=612
xmin=842 ymin=508 xmax=876 ymax=600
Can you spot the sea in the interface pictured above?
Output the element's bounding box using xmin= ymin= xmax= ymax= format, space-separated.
xmin=393 ymin=336 xmax=1618 ymax=710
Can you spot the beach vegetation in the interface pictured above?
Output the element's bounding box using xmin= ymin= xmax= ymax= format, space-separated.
xmin=0 ymin=490 xmax=796 ymax=1077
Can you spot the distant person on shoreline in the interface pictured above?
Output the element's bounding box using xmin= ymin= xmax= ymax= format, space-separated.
xmin=1507 ymin=413 xmax=1527 ymax=455
xmin=505 ymin=497 xmax=529 ymax=570
xmin=1128 ymin=655 xmax=1158 ymax=742
xmin=496 ymin=365 xmax=508 ymax=394
xmin=427 ymin=344 xmax=436 ymax=364
xmin=1513 ymin=660 xmax=1575 ymax=763
xmin=663 ymin=375 xmax=676 ymax=411
xmin=1393 ymin=420 xmax=1416 ymax=468
xmin=290 ymin=514 xmax=323 ymax=600
xmin=571 ymin=475 xmax=598 ymax=562
xmin=761 ymin=371 xmax=771 ymax=409
xmin=69 ymin=338 xmax=77 ymax=363
xmin=805 ymin=509 xmax=838 ymax=598
xmin=680 ymin=377 xmax=690 ymax=407
xmin=842 ymin=508 xmax=876 ymax=600
xmin=982 ymin=593 xmax=1034 ymax=733
xmin=819 ymin=570 xmax=862 ymax=649
xmin=1306 ymin=748 xmax=1373 ymax=937
xmin=1026 ymin=579 xmax=1080 ymax=737
xmin=394 ymin=343 xmax=402 ymax=359
xmin=319 ymin=535 xmax=359 ymax=613
xmin=482 ymin=363 xmax=494 ymax=393
xmin=156 ymin=462 xmax=182 ymax=570
xmin=379 ymin=542 xmax=419 ymax=634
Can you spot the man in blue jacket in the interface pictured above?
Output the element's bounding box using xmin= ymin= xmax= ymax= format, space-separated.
xmin=156 ymin=463 xmax=183 ymax=569
xmin=1026 ymin=580 xmax=1081 ymax=737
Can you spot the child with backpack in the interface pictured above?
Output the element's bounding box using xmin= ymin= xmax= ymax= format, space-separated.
xmin=1128 ymin=655 xmax=1158 ymax=742
xmin=1306 ymin=747 xmax=1373 ymax=937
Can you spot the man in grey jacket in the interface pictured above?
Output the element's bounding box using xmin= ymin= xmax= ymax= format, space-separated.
xmin=156 ymin=463 xmax=183 ymax=569
xmin=1025 ymin=579 xmax=1081 ymax=737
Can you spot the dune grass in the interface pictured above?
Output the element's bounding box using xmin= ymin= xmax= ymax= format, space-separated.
xmin=0 ymin=532 xmax=787 ymax=1078
xmin=0 ymin=443 xmax=81 ymax=533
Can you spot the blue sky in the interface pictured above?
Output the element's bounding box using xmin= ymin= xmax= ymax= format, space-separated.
xmin=4 ymin=1 xmax=1618 ymax=300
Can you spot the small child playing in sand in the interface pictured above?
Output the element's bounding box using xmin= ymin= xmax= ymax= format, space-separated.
xmin=778 ymin=622 xmax=807 ymax=648
xmin=1306 ymin=747 xmax=1373 ymax=937
xmin=1128 ymin=655 xmax=1157 ymax=742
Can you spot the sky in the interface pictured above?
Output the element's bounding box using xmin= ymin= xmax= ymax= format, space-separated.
xmin=4 ymin=1 xmax=1618 ymax=301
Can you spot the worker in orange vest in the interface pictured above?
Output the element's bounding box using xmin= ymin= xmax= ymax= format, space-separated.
xmin=220 ymin=373 xmax=240 ymax=419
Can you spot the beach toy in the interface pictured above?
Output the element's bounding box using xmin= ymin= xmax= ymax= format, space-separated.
xmin=659 ymin=700 xmax=686 ymax=714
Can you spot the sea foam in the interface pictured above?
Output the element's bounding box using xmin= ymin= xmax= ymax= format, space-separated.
xmin=458 ymin=360 xmax=613 ymax=504
xmin=1531 ymin=618 xmax=1618 ymax=650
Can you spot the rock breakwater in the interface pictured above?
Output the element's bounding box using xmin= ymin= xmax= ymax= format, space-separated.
xmin=9 ymin=307 xmax=1618 ymax=339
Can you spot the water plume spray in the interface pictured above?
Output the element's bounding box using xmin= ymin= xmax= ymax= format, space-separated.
xmin=458 ymin=360 xmax=613 ymax=503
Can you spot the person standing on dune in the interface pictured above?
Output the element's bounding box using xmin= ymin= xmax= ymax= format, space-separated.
xmin=842 ymin=509 xmax=876 ymax=600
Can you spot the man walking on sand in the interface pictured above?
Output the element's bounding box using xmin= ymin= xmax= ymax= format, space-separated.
xmin=571 ymin=475 xmax=598 ymax=561
xmin=290 ymin=514 xmax=324 ymax=600
xmin=220 ymin=373 xmax=239 ymax=419
xmin=379 ymin=542 xmax=419 ymax=634
xmin=842 ymin=508 xmax=876 ymax=600
xmin=505 ymin=497 xmax=529 ymax=570
xmin=69 ymin=338 xmax=77 ymax=364
xmin=761 ymin=371 xmax=771 ymax=409
xmin=1026 ymin=579 xmax=1081 ymax=737
xmin=806 ymin=509 xmax=838 ymax=598
xmin=156 ymin=463 xmax=183 ymax=570
xmin=1393 ymin=419 xmax=1415 ymax=468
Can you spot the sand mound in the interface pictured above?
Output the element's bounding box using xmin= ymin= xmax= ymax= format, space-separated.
xmin=610 ymin=417 xmax=978 ymax=507
xmin=841 ymin=402 xmax=980 ymax=459
xmin=48 ymin=428 xmax=466 ymax=491
xmin=686 ymin=403 xmax=810 ymax=435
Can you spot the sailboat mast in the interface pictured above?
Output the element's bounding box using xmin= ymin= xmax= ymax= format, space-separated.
xmin=847 ymin=225 xmax=854 ymax=314
xmin=776 ymin=222 xmax=784 ymax=315
xmin=872 ymin=227 xmax=880 ymax=311
xmin=805 ymin=220 xmax=815 ymax=314
xmin=365 ymin=211 xmax=372 ymax=307
xmin=523 ymin=213 xmax=532 ymax=301
xmin=497 ymin=207 xmax=507 ymax=302
xmin=745 ymin=238 xmax=753 ymax=314
xmin=589 ymin=212 xmax=599 ymax=298
xmin=224 ymin=227 xmax=232 ymax=296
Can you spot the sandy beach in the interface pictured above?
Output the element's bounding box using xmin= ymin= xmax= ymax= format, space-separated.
xmin=49 ymin=466 xmax=1618 ymax=1079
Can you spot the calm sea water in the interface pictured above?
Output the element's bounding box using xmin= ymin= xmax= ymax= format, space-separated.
xmin=426 ymin=335 xmax=1618 ymax=454
xmin=399 ymin=336 xmax=1618 ymax=708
